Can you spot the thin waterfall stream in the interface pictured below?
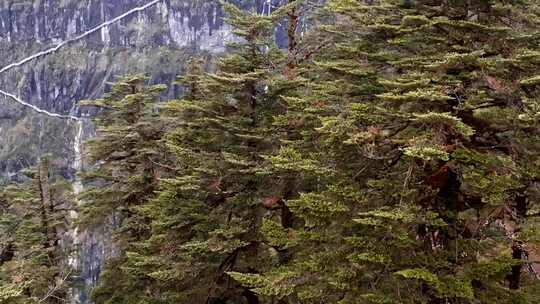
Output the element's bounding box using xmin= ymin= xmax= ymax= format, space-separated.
xmin=69 ymin=119 xmax=84 ymax=303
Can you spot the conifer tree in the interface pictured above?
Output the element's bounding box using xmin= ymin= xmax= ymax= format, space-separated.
xmin=78 ymin=75 xmax=169 ymax=303
xmin=0 ymin=159 xmax=74 ymax=304
xmin=224 ymin=1 xmax=356 ymax=302
xmin=231 ymin=0 xmax=540 ymax=303
xmin=119 ymin=3 xmax=305 ymax=303
xmin=76 ymin=1 xmax=540 ymax=303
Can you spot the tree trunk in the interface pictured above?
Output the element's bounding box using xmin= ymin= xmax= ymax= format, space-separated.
xmin=38 ymin=159 xmax=56 ymax=251
xmin=38 ymin=159 xmax=65 ymax=303
xmin=509 ymin=242 xmax=523 ymax=290
xmin=242 ymin=288 xmax=260 ymax=304
xmin=286 ymin=0 xmax=299 ymax=73
xmin=0 ymin=242 xmax=14 ymax=264
xmin=508 ymin=195 xmax=527 ymax=290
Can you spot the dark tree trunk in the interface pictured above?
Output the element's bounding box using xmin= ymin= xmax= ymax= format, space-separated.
xmin=242 ymin=289 xmax=260 ymax=304
xmin=281 ymin=204 xmax=293 ymax=229
xmin=38 ymin=159 xmax=65 ymax=304
xmin=286 ymin=2 xmax=299 ymax=72
xmin=509 ymin=242 xmax=523 ymax=290
xmin=38 ymin=159 xmax=55 ymax=252
xmin=508 ymin=195 xmax=527 ymax=290
xmin=0 ymin=242 xmax=14 ymax=264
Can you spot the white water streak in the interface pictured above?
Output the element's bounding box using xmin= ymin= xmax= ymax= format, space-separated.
xmin=0 ymin=89 xmax=79 ymax=120
xmin=0 ymin=0 xmax=163 ymax=120
xmin=68 ymin=119 xmax=83 ymax=269
xmin=0 ymin=0 xmax=162 ymax=75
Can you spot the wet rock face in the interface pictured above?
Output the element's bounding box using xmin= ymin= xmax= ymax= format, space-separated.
xmin=0 ymin=0 xmax=231 ymax=50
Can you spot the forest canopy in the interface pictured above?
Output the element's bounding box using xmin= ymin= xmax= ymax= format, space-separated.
xmin=1 ymin=0 xmax=540 ymax=303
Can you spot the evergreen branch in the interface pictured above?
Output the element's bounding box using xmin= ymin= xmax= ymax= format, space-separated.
xmin=297 ymin=40 xmax=330 ymax=64
xmin=37 ymin=269 xmax=72 ymax=303
xmin=148 ymin=157 xmax=179 ymax=171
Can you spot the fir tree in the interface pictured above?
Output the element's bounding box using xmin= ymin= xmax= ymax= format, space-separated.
xmin=78 ymin=75 xmax=169 ymax=303
xmin=120 ymin=3 xmax=305 ymax=303
xmin=232 ymin=0 xmax=540 ymax=303
xmin=77 ymin=1 xmax=540 ymax=303
xmin=0 ymin=159 xmax=74 ymax=304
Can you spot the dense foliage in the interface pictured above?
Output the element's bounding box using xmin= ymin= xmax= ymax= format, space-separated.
xmin=2 ymin=0 xmax=540 ymax=303
xmin=0 ymin=159 xmax=75 ymax=303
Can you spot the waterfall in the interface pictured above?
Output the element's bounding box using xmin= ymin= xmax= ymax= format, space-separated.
xmin=263 ymin=0 xmax=272 ymax=16
xmin=0 ymin=89 xmax=79 ymax=120
xmin=68 ymin=118 xmax=107 ymax=304
xmin=69 ymin=119 xmax=83 ymax=266
xmin=69 ymin=119 xmax=84 ymax=303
